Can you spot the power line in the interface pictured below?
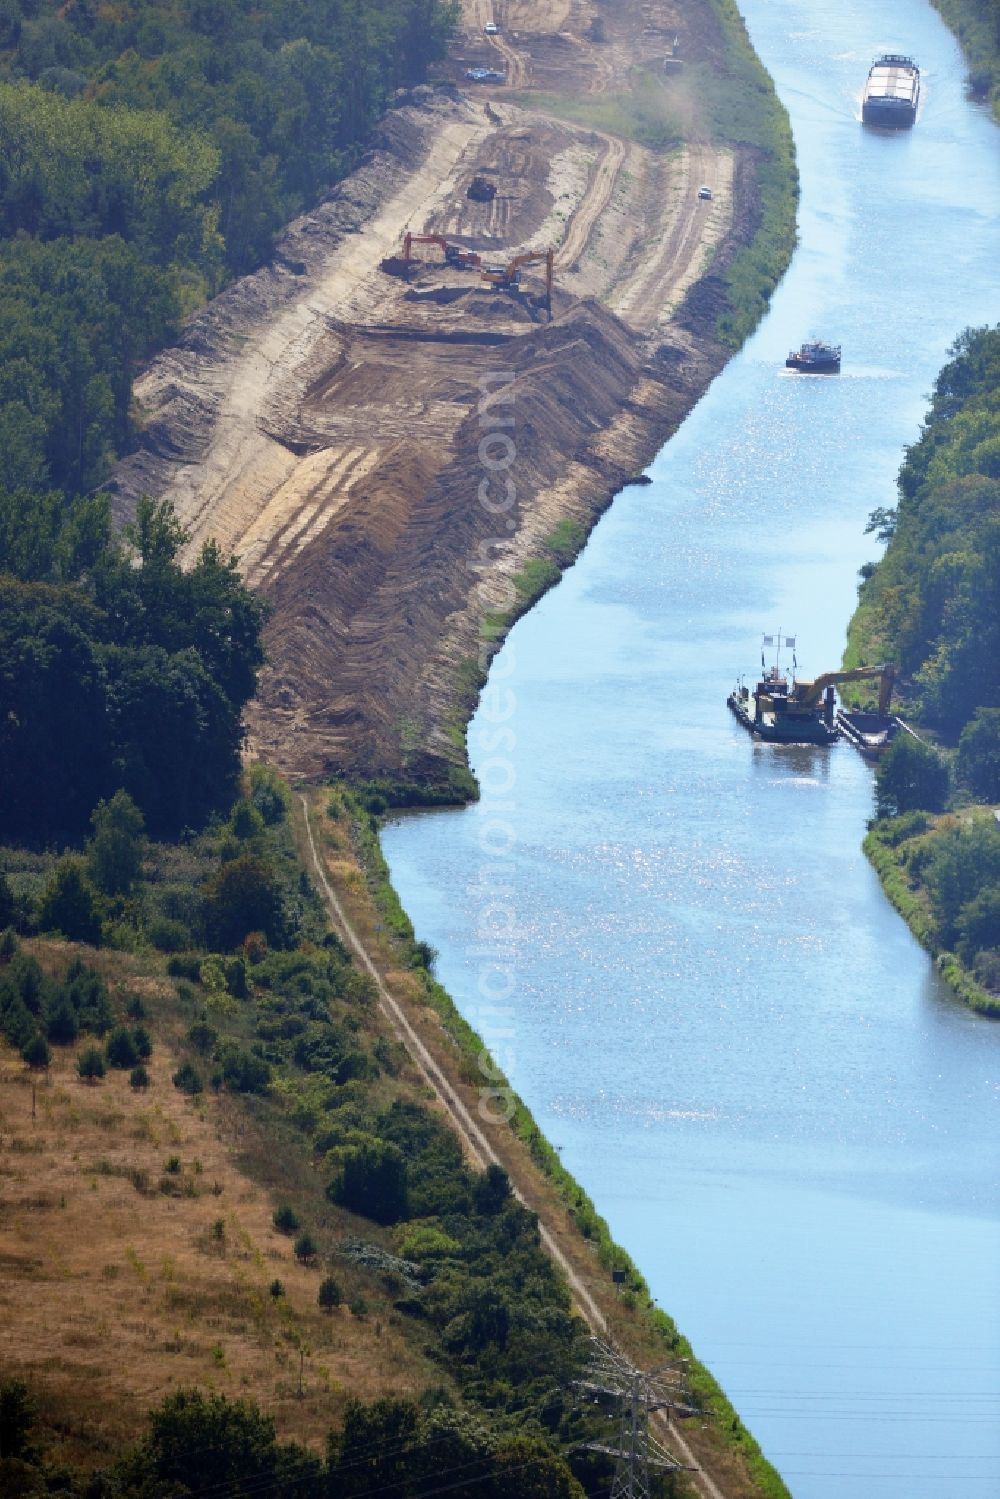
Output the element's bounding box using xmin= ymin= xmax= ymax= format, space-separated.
xmin=576 ymin=1338 xmax=698 ymax=1499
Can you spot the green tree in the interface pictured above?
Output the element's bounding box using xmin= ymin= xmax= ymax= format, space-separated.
xmin=0 ymin=1378 xmax=35 ymax=1460
xmin=106 ymin=1027 xmax=139 ymax=1069
xmin=293 ymin=1230 xmax=317 ymax=1264
xmin=955 ymin=885 xmax=1000 ymax=965
xmin=329 ymin=1136 xmax=409 ymax=1225
xmin=21 ymin=1032 xmax=50 ymax=1070
xmin=37 ymin=857 xmax=103 ymax=945
xmin=145 ymin=1391 xmax=278 ymax=1496
xmin=318 ymin=1275 xmax=341 ymax=1311
xmin=77 ymin=1045 xmax=106 ymax=1082
xmin=958 ymin=708 xmax=1000 ymax=801
xmin=88 ymin=789 xmax=145 ymax=896
xmin=173 ymin=1060 xmax=203 ymax=1094
xmin=875 ymin=736 xmax=950 ymax=819
xmin=205 ymin=853 xmax=286 ymax=950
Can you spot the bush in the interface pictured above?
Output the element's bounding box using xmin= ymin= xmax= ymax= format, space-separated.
xmin=132 ymin=1024 xmax=153 ymax=1060
xmin=106 ymin=1027 xmax=139 ymax=1069
xmin=958 ymin=708 xmax=1000 ymax=801
xmin=130 ymin=1064 xmax=150 ymax=1090
xmin=148 ymin=917 xmax=192 ymax=953
xmin=205 ymin=854 xmax=287 ymax=950
xmin=172 ymin=1061 xmax=203 ymax=1095
xmin=272 ymin=1205 xmax=299 ymax=1235
xmin=875 ymin=735 xmax=950 ymax=818
xmin=37 ymin=858 xmax=103 ymax=945
xmin=318 ymin=1276 xmax=342 ymax=1311
xmin=88 ymin=790 xmax=145 ymax=897
xmin=269 ymin=1279 xmax=284 ymax=1299
xmin=78 ymin=1045 xmax=106 ymax=1082
xmin=21 ymin=1032 xmax=50 ymax=1069
xmin=47 ymin=998 xmax=79 ymax=1044
xmin=216 ymin=1042 xmax=270 ymax=1094
xmin=187 ymin=1021 xmax=218 ymax=1055
xmin=293 ymin=1231 xmax=317 ymax=1264
xmin=328 ymin=1136 xmax=409 ymax=1225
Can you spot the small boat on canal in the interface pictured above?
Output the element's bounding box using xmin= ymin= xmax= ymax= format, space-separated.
xmin=785 ymin=339 xmax=841 ymax=373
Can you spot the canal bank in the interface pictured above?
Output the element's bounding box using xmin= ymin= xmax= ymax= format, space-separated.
xmin=381 ymin=2 xmax=1000 ymax=1497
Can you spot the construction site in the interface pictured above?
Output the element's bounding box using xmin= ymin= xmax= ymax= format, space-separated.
xmin=109 ymin=0 xmax=763 ymax=783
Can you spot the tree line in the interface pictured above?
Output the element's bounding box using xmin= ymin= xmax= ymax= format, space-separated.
xmin=851 ymin=325 xmax=1000 ymax=1007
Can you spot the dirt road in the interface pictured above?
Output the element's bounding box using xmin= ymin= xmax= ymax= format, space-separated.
xmin=299 ymin=794 xmax=728 ymax=1499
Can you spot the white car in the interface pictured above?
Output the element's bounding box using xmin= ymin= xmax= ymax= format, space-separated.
xmin=484 ymin=21 xmax=499 ymax=34
xmin=697 ymin=185 xmax=713 ymax=200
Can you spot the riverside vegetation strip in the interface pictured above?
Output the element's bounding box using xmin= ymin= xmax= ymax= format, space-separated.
xmin=844 ymin=325 xmax=1000 ymax=1017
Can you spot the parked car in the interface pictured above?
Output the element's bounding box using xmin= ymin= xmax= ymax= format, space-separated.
xmin=697 ymin=185 xmax=713 ymax=200
xmin=484 ymin=21 xmax=499 ymax=34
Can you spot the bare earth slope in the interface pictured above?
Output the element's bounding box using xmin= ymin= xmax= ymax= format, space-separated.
xmin=109 ymin=0 xmax=756 ymax=782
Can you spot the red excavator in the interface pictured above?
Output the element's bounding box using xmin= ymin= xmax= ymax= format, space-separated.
xmin=480 ymin=248 xmax=554 ymax=314
xmin=401 ymin=232 xmax=482 ymax=270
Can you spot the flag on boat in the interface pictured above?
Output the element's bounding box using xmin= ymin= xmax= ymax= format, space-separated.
xmin=784 ymin=635 xmax=796 ymax=648
xmin=763 ymin=635 xmax=775 ymax=646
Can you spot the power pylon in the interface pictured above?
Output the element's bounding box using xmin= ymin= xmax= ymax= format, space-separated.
xmin=577 ymin=1338 xmax=698 ymax=1499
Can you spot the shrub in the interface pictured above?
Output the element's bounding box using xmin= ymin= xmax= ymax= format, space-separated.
xmin=272 ymin=1204 xmax=299 ymax=1234
xmin=216 ymin=1042 xmax=270 ymax=1094
xmin=88 ymin=790 xmax=145 ymax=897
xmin=187 ymin=1020 xmax=218 ymax=1055
xmin=106 ymin=1027 xmax=139 ymax=1069
xmin=875 ymin=735 xmax=950 ymax=819
xmin=328 ymin=1136 xmax=409 ymax=1225
xmin=130 ymin=1064 xmax=150 ymax=1089
xmin=125 ymin=994 xmax=147 ymax=1019
xmin=0 ymin=927 xmax=17 ymax=961
xmin=37 ymin=857 xmax=103 ymax=945
xmin=293 ymin=1231 xmax=317 ymax=1264
xmin=173 ymin=1061 xmax=203 ymax=1095
xmin=958 ymin=708 xmax=1000 ymax=801
xmin=148 ymin=917 xmax=192 ymax=953
xmin=269 ymin=1279 xmax=284 ymax=1299
xmin=318 ymin=1276 xmax=342 ymax=1311
xmin=205 ymin=854 xmax=287 ymax=950
xmin=164 ymin=1155 xmax=182 ymax=1174
xmin=78 ymin=1045 xmax=106 ymax=1082
xmin=132 ymin=1024 xmax=153 ymax=1060
xmin=21 ymin=1033 xmax=50 ymax=1069
xmin=0 ymin=1377 xmax=36 ymax=1461
xmin=47 ymin=998 xmax=80 ymax=1044
xmin=167 ymin=954 xmax=204 ymax=982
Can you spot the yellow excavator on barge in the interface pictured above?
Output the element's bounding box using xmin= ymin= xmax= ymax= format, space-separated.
xmin=729 ymin=635 xmax=897 ymax=749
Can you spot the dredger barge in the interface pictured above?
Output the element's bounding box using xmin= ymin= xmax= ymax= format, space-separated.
xmin=728 ymin=638 xmax=897 ymax=747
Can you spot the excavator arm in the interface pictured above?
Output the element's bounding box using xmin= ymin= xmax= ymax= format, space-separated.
xmin=793 ymin=665 xmax=894 ymax=714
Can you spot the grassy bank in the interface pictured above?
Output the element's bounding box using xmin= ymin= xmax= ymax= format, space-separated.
xmin=341 ymin=788 xmax=792 ymax=1499
xmin=864 ymin=817 xmax=1000 ymax=1018
xmin=931 ymin=0 xmax=1000 ymax=120
xmin=704 ymin=0 xmax=797 ymax=345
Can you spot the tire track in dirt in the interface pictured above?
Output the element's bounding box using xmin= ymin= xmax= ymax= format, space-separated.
xmin=609 ymin=144 xmax=734 ymax=330
xmin=557 ymin=131 xmax=626 ymax=269
xmin=299 ymin=794 xmax=729 ymax=1499
xmin=157 ymin=113 xmax=491 ymax=563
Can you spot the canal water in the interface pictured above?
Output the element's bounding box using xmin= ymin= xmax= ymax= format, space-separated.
xmin=382 ymin=1 xmax=1000 ymax=1494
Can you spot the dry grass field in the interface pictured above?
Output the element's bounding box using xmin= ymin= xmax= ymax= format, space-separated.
xmin=0 ymin=961 xmax=432 ymax=1469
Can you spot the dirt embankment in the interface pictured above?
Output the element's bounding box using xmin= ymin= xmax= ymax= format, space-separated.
xmin=109 ymin=0 xmax=761 ymax=785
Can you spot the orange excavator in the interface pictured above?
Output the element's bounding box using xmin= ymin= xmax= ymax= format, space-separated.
xmin=480 ymin=248 xmax=554 ymax=314
xmin=401 ymin=232 xmax=482 ymax=270
xmin=792 ymin=664 xmax=895 ymax=717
